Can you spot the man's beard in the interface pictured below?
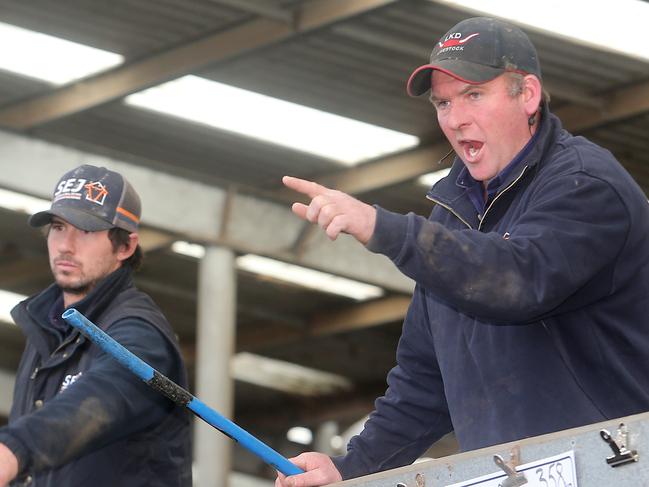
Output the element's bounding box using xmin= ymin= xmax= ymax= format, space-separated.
xmin=54 ymin=272 xmax=98 ymax=296
xmin=58 ymin=281 xmax=93 ymax=296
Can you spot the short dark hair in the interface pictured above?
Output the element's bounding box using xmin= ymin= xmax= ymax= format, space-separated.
xmin=108 ymin=227 xmax=143 ymax=271
xmin=505 ymin=72 xmax=550 ymax=105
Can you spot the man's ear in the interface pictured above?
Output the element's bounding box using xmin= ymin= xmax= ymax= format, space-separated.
xmin=117 ymin=233 xmax=139 ymax=262
xmin=522 ymin=74 xmax=542 ymax=116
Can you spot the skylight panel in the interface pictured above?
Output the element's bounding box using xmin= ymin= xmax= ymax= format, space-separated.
xmin=235 ymin=254 xmax=384 ymax=301
xmin=434 ymin=0 xmax=649 ymax=61
xmin=125 ymin=75 xmax=419 ymax=165
xmin=232 ymin=352 xmax=352 ymax=396
xmin=171 ymin=242 xmax=384 ymax=301
xmin=418 ymin=167 xmax=452 ymax=187
xmin=0 ymin=21 xmax=123 ymax=85
xmin=0 ymin=187 xmax=50 ymax=214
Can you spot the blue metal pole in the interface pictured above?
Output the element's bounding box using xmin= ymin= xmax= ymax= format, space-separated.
xmin=63 ymin=308 xmax=303 ymax=476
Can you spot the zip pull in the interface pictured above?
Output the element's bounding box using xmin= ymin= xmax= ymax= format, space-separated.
xmin=30 ymin=367 xmax=39 ymax=380
xmin=478 ymin=166 xmax=529 ymax=231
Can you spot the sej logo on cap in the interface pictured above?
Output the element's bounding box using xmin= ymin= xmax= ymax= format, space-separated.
xmin=54 ymin=178 xmax=109 ymax=206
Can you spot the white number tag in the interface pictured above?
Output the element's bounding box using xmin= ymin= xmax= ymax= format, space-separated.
xmin=446 ymin=450 xmax=577 ymax=487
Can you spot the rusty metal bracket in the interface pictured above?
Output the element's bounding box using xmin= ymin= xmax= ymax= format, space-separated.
xmin=493 ymin=446 xmax=527 ymax=486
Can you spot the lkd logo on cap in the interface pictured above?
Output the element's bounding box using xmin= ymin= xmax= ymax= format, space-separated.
xmin=438 ymin=32 xmax=480 ymax=49
xmin=84 ymin=181 xmax=109 ymax=206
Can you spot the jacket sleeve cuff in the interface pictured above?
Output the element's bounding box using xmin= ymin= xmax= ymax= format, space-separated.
xmin=330 ymin=452 xmax=371 ymax=481
xmin=0 ymin=431 xmax=31 ymax=478
xmin=366 ymin=206 xmax=410 ymax=261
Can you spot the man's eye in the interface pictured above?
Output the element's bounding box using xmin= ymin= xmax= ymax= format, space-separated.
xmin=469 ymin=91 xmax=481 ymax=99
xmin=435 ymin=100 xmax=449 ymax=110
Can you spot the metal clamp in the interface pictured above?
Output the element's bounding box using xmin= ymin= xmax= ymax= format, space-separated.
xmin=600 ymin=423 xmax=639 ymax=467
xmin=493 ymin=451 xmax=527 ymax=487
xmin=395 ymin=475 xmax=425 ymax=487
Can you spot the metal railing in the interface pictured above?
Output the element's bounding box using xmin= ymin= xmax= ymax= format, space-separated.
xmin=333 ymin=411 xmax=649 ymax=487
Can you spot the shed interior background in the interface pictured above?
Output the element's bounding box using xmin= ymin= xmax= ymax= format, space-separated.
xmin=1 ymin=0 xmax=648 ymax=485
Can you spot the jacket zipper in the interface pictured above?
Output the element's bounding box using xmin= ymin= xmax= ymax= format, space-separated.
xmin=427 ymin=165 xmax=529 ymax=231
xmin=425 ymin=195 xmax=473 ymax=229
xmin=478 ymin=166 xmax=529 ymax=231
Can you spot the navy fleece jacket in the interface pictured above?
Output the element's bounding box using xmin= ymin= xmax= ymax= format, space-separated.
xmin=333 ymin=108 xmax=649 ymax=479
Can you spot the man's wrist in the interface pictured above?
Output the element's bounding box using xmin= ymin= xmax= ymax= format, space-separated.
xmin=365 ymin=205 xmax=409 ymax=259
xmin=359 ymin=203 xmax=378 ymax=245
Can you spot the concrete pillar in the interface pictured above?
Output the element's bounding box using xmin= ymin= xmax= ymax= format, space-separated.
xmin=313 ymin=421 xmax=339 ymax=456
xmin=194 ymin=246 xmax=236 ymax=487
xmin=0 ymin=368 xmax=15 ymax=417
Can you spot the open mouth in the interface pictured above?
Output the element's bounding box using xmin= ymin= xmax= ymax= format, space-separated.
xmin=459 ymin=140 xmax=484 ymax=162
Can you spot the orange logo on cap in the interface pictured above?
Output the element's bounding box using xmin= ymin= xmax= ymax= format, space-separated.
xmin=84 ymin=181 xmax=108 ymax=206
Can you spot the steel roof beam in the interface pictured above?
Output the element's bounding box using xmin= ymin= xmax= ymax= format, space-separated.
xmin=237 ymin=295 xmax=411 ymax=350
xmin=209 ymin=0 xmax=295 ymax=23
xmin=0 ymin=129 xmax=414 ymax=294
xmin=0 ymin=0 xmax=396 ymax=130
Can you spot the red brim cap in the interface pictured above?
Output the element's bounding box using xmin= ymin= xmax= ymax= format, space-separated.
xmin=406 ymin=60 xmax=506 ymax=97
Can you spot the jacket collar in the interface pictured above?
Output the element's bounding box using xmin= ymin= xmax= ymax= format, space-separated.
xmin=11 ymin=266 xmax=134 ymax=345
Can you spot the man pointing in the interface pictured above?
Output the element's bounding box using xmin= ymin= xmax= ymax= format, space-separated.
xmin=277 ymin=17 xmax=649 ymax=487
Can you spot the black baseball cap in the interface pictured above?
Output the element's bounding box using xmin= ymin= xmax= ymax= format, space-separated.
xmin=29 ymin=164 xmax=141 ymax=233
xmin=407 ymin=17 xmax=542 ymax=97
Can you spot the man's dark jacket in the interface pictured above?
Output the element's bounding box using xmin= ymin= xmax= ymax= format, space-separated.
xmin=0 ymin=266 xmax=192 ymax=486
xmin=334 ymin=108 xmax=649 ymax=479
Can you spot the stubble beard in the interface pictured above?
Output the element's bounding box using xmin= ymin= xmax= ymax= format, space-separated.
xmin=58 ymin=280 xmax=94 ymax=296
xmin=50 ymin=251 xmax=120 ymax=301
xmin=51 ymin=266 xmax=97 ymax=297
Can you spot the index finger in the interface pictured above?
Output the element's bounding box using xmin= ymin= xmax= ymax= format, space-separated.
xmin=283 ymin=176 xmax=329 ymax=199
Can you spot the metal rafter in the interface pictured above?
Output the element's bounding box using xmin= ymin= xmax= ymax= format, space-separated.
xmin=556 ymin=80 xmax=649 ymax=133
xmin=0 ymin=0 xmax=396 ymax=130
xmin=209 ymin=0 xmax=295 ymax=23
xmin=237 ymin=295 xmax=411 ymax=350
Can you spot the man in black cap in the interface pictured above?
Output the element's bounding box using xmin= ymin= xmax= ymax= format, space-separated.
xmin=276 ymin=17 xmax=649 ymax=487
xmin=0 ymin=165 xmax=192 ymax=486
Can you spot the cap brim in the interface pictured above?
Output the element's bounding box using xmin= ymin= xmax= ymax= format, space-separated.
xmin=406 ymin=60 xmax=505 ymax=97
xmin=29 ymin=207 xmax=113 ymax=232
